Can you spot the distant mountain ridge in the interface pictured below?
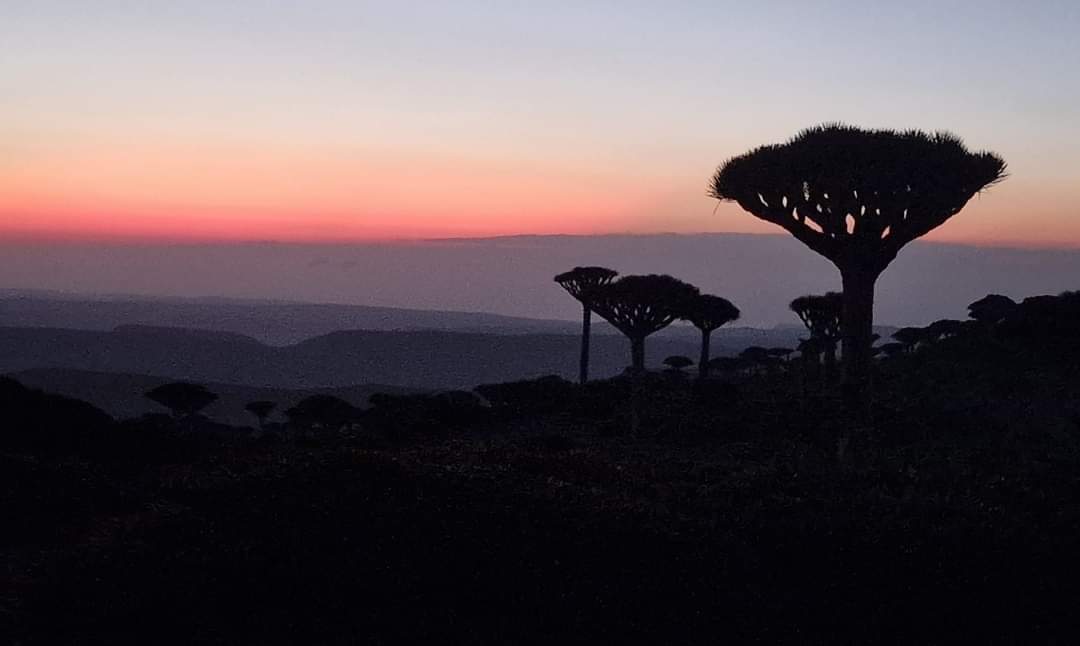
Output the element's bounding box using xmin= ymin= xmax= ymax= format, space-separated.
xmin=3 ymin=234 xmax=1079 ymax=328
xmin=0 ymin=290 xmax=795 ymax=346
xmin=0 ymin=290 xmax=585 ymax=345
xmin=0 ymin=324 xmax=810 ymax=390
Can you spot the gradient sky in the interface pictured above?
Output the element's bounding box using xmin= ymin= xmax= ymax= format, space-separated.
xmin=3 ymin=1 xmax=1078 ymax=246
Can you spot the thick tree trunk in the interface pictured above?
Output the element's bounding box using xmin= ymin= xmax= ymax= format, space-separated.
xmin=824 ymin=342 xmax=838 ymax=380
xmin=630 ymin=336 xmax=646 ymax=373
xmin=698 ymin=329 xmax=711 ymax=380
xmin=840 ymin=268 xmax=879 ymax=413
xmin=579 ymin=304 xmax=591 ymax=384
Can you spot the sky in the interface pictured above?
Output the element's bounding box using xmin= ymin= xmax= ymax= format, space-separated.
xmin=2 ymin=1 xmax=1079 ymax=247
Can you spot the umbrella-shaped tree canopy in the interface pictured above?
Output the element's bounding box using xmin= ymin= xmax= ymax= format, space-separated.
xmin=682 ymin=294 xmax=741 ymax=333
xmin=590 ymin=274 xmax=700 ymax=372
xmin=790 ymin=292 xmax=842 ymax=342
xmin=590 ymin=274 xmax=700 ymax=341
xmin=709 ymin=124 xmax=1006 ymax=273
xmin=554 ymin=266 xmax=619 ymax=303
xmin=145 ymin=382 xmax=218 ymax=419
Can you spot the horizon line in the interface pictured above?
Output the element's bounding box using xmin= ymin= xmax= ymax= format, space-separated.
xmin=5 ymin=230 xmax=1080 ymax=253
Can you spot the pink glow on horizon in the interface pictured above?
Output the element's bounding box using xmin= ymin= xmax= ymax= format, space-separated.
xmin=1 ymin=137 xmax=1076 ymax=250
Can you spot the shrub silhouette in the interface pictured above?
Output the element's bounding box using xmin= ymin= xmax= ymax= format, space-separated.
xmin=244 ymin=400 xmax=276 ymax=429
xmin=790 ymin=292 xmax=843 ymax=375
xmin=711 ymin=124 xmax=1006 ymax=409
xmin=284 ymin=395 xmax=360 ymax=431
xmin=739 ymin=346 xmax=770 ymax=363
xmin=0 ymin=377 xmax=114 ymax=455
xmin=767 ymin=347 xmax=795 ymax=362
xmin=144 ymin=382 xmax=218 ymax=420
xmin=589 ymin=274 xmax=700 ymax=373
xmin=662 ymin=355 xmax=694 ymax=372
xmin=680 ymin=294 xmax=740 ymax=379
xmin=475 ymin=375 xmax=575 ymax=416
xmin=1000 ymin=291 xmax=1080 ymax=341
xmin=368 ymin=391 xmax=487 ymax=437
xmin=707 ymin=356 xmax=745 ymax=376
xmin=554 ymin=266 xmax=619 ymax=383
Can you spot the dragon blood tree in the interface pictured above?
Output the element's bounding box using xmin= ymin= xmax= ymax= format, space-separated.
xmin=790 ymin=292 xmax=843 ymax=375
xmin=680 ymin=294 xmax=740 ymax=380
xmin=710 ymin=124 xmax=1006 ymax=408
xmin=554 ymin=266 xmax=619 ymax=383
xmin=590 ymin=274 xmax=700 ymax=373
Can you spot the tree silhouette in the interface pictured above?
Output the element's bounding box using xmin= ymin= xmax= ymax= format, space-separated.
xmin=554 ymin=266 xmax=619 ymax=384
xmin=680 ymin=294 xmax=740 ymax=379
xmin=711 ymin=124 xmax=1006 ymax=408
xmin=789 ymin=292 xmax=842 ymax=375
xmin=739 ymin=346 xmax=772 ymax=374
xmin=662 ymin=355 xmax=694 ymax=372
xmin=926 ymin=319 xmax=966 ymax=343
xmin=244 ymin=400 xmax=276 ymax=429
xmin=892 ymin=327 xmax=925 ymax=353
xmin=590 ymin=274 xmax=700 ymax=373
xmin=968 ymin=294 xmax=1016 ymax=325
xmin=144 ymin=382 xmax=218 ymax=420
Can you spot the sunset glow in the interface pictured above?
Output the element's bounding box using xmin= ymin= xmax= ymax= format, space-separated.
xmin=3 ymin=1 xmax=1078 ymax=247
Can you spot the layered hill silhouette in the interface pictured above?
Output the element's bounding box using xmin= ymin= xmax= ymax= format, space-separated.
xmin=0 ymin=324 xmax=799 ymax=390
xmin=0 ymin=290 xmax=586 ymax=345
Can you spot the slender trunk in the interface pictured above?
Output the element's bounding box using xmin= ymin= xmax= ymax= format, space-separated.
xmin=579 ymin=304 xmax=591 ymax=384
xmin=630 ymin=336 xmax=646 ymax=373
xmin=840 ymin=268 xmax=878 ymax=414
xmin=698 ymin=329 xmax=711 ymax=380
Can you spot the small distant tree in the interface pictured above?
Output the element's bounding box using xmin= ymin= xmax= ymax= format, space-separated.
xmin=711 ymin=124 xmax=1006 ymax=410
xmin=968 ymin=294 xmax=1017 ymax=326
xmin=554 ymin=266 xmax=619 ymax=384
xmin=790 ymin=292 xmax=842 ymax=374
xmin=662 ymin=355 xmax=694 ymax=373
xmin=926 ymin=319 xmax=966 ymax=343
xmin=244 ymin=400 xmax=276 ymax=429
xmin=892 ymin=327 xmax=925 ymax=353
xmin=590 ymin=274 xmax=700 ymax=373
xmin=680 ymin=294 xmax=740 ymax=380
xmin=145 ymin=383 xmax=218 ymax=420
xmin=739 ymin=346 xmax=772 ymax=374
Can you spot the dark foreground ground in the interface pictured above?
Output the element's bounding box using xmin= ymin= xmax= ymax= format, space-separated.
xmin=4 ymin=329 xmax=1080 ymax=644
